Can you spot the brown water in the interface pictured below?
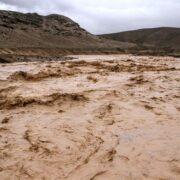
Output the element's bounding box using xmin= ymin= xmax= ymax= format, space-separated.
xmin=0 ymin=55 xmax=180 ymax=179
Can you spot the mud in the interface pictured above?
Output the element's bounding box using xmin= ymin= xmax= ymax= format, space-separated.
xmin=0 ymin=55 xmax=180 ymax=179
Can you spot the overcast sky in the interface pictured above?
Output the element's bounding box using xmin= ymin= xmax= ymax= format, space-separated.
xmin=0 ymin=0 xmax=180 ymax=34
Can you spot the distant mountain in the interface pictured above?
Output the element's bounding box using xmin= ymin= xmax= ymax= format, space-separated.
xmin=99 ymin=27 xmax=180 ymax=49
xmin=0 ymin=10 xmax=134 ymax=51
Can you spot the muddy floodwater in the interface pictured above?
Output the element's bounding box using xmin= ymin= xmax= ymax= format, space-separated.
xmin=0 ymin=55 xmax=180 ymax=180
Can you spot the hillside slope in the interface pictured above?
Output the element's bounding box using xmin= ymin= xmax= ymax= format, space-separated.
xmin=99 ymin=27 xmax=180 ymax=49
xmin=0 ymin=10 xmax=134 ymax=51
xmin=0 ymin=10 xmax=98 ymax=48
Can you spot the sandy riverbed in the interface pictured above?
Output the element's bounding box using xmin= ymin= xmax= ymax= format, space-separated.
xmin=0 ymin=55 xmax=180 ymax=180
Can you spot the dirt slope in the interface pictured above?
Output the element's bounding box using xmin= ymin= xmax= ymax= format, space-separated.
xmin=0 ymin=10 xmax=134 ymax=51
xmin=99 ymin=27 xmax=180 ymax=48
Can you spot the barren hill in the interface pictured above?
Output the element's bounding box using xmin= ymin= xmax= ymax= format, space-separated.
xmin=0 ymin=10 xmax=134 ymax=51
xmin=0 ymin=10 xmax=179 ymax=58
xmin=99 ymin=27 xmax=180 ymax=49
xmin=0 ymin=10 xmax=97 ymax=48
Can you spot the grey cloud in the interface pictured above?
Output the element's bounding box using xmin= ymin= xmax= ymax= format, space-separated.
xmin=0 ymin=0 xmax=180 ymax=34
xmin=0 ymin=0 xmax=76 ymax=13
xmin=0 ymin=0 xmax=39 ymax=9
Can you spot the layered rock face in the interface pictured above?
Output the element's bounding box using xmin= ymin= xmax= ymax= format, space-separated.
xmin=0 ymin=10 xmax=101 ymax=48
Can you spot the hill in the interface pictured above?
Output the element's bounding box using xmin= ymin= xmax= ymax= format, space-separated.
xmin=0 ymin=10 xmax=134 ymax=55
xmin=99 ymin=27 xmax=180 ymax=49
xmin=0 ymin=10 xmax=179 ymax=59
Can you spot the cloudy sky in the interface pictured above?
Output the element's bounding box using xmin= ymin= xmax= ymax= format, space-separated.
xmin=0 ymin=0 xmax=180 ymax=34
